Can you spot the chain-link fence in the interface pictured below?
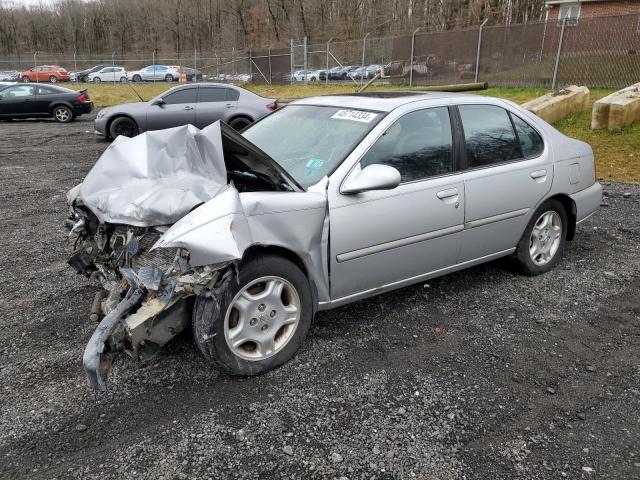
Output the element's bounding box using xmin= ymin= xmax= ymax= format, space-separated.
xmin=1 ymin=13 xmax=638 ymax=88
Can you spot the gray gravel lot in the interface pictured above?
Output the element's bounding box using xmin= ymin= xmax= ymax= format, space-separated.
xmin=0 ymin=114 xmax=639 ymax=480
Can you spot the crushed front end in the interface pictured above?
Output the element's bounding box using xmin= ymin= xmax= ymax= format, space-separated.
xmin=66 ymin=204 xmax=223 ymax=391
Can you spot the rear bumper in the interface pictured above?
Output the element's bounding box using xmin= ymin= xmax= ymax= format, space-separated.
xmin=76 ymin=102 xmax=93 ymax=114
xmin=571 ymin=182 xmax=603 ymax=224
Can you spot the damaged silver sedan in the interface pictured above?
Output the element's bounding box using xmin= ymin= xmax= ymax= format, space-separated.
xmin=67 ymin=92 xmax=602 ymax=390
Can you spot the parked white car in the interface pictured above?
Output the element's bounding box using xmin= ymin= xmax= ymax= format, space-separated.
xmin=292 ymin=70 xmax=310 ymax=82
xmin=88 ymin=66 xmax=128 ymax=83
xmin=127 ymin=65 xmax=181 ymax=82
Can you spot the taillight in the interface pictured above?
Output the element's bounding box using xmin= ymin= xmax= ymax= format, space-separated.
xmin=78 ymin=93 xmax=89 ymax=102
xmin=266 ymin=102 xmax=278 ymax=111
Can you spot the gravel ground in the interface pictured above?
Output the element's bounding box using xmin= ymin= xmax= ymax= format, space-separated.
xmin=0 ymin=114 xmax=639 ymax=480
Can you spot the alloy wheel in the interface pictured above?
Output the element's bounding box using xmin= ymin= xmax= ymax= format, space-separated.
xmin=54 ymin=107 xmax=71 ymax=122
xmin=224 ymin=276 xmax=301 ymax=361
xmin=529 ymin=211 xmax=562 ymax=266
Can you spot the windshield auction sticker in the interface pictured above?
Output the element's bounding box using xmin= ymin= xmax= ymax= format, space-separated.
xmin=331 ymin=109 xmax=378 ymax=123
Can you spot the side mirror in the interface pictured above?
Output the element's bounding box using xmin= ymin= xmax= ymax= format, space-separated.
xmin=342 ymin=164 xmax=401 ymax=195
xmin=152 ymin=98 xmax=165 ymax=106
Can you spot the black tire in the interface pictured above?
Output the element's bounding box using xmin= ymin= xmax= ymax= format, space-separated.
xmin=514 ymin=199 xmax=567 ymax=276
xmin=165 ymin=74 xmax=174 ymax=82
xmin=132 ymin=74 xmax=142 ymax=82
xmin=192 ymin=254 xmax=313 ymax=376
xmin=21 ymin=76 xmax=30 ymax=83
xmin=49 ymin=75 xmax=57 ymax=83
xmin=92 ymin=77 xmax=101 ymax=83
xmin=109 ymin=116 xmax=139 ymax=139
xmin=120 ymin=76 xmax=127 ymax=83
xmin=53 ymin=105 xmax=73 ymax=123
xmin=228 ymin=116 xmax=253 ymax=131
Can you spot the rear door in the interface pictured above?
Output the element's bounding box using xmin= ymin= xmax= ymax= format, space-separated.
xmin=0 ymin=85 xmax=36 ymax=116
xmin=195 ymin=86 xmax=237 ymax=128
xmin=146 ymin=86 xmax=197 ymax=130
xmin=328 ymin=106 xmax=465 ymax=300
xmin=456 ymin=103 xmax=553 ymax=262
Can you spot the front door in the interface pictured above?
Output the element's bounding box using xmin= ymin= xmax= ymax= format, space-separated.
xmin=328 ymin=106 xmax=465 ymax=300
xmin=194 ymin=86 xmax=236 ymax=128
xmin=455 ymin=103 xmax=553 ymax=262
xmin=146 ymin=86 xmax=197 ymax=131
xmin=0 ymin=85 xmax=36 ymax=117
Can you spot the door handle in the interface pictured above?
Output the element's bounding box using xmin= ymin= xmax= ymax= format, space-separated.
xmin=184 ymin=106 xmax=194 ymax=110
xmin=530 ymin=169 xmax=547 ymax=180
xmin=225 ymin=103 xmax=232 ymax=108
xmin=436 ymin=188 xmax=459 ymax=200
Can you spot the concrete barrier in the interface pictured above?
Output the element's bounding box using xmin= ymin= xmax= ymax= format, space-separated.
xmin=591 ymin=83 xmax=640 ymax=130
xmin=522 ymin=86 xmax=590 ymax=124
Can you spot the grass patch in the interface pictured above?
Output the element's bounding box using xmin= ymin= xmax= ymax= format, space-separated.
xmin=68 ymin=83 xmax=637 ymax=182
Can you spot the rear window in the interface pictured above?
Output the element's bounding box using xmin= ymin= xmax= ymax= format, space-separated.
xmin=510 ymin=113 xmax=544 ymax=159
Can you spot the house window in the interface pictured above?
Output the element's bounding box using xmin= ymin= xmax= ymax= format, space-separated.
xmin=558 ymin=2 xmax=581 ymax=26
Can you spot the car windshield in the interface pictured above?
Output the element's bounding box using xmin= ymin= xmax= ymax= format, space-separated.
xmin=242 ymin=105 xmax=383 ymax=188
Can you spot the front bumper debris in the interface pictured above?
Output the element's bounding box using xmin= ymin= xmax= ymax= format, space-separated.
xmin=83 ymin=287 xmax=146 ymax=391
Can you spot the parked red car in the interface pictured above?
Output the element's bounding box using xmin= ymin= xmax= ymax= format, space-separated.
xmin=20 ymin=65 xmax=70 ymax=83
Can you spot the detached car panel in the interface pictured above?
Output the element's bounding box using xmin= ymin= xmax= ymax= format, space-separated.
xmin=67 ymin=92 xmax=601 ymax=390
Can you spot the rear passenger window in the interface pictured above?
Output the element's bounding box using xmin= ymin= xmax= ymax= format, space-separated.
xmin=458 ymin=105 xmax=522 ymax=168
xmin=360 ymin=107 xmax=453 ymax=182
xmin=198 ymin=87 xmax=226 ymax=102
xmin=510 ymin=113 xmax=544 ymax=158
xmin=226 ymin=88 xmax=240 ymax=101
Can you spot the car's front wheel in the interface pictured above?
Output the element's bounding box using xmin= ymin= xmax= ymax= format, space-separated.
xmin=53 ymin=105 xmax=73 ymax=123
xmin=132 ymin=75 xmax=142 ymax=82
xmin=165 ymin=74 xmax=174 ymax=82
xmin=515 ymin=199 xmax=567 ymax=275
xmin=193 ymin=254 xmax=313 ymax=376
xmin=21 ymin=76 xmax=30 ymax=83
xmin=92 ymin=77 xmax=101 ymax=83
xmin=109 ymin=116 xmax=139 ymax=138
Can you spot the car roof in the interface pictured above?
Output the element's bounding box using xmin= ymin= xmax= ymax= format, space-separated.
xmin=289 ymin=91 xmax=480 ymax=112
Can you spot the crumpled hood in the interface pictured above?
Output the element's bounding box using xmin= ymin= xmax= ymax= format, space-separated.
xmin=72 ymin=122 xmax=227 ymax=226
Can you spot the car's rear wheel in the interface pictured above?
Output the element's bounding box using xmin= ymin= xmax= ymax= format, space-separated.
xmin=228 ymin=116 xmax=252 ymax=131
xmin=192 ymin=254 xmax=313 ymax=376
xmin=21 ymin=76 xmax=30 ymax=83
xmin=92 ymin=77 xmax=101 ymax=83
xmin=165 ymin=74 xmax=174 ymax=82
xmin=49 ymin=76 xmax=57 ymax=83
xmin=109 ymin=116 xmax=139 ymax=139
xmin=120 ymin=77 xmax=127 ymax=83
xmin=53 ymin=105 xmax=73 ymax=123
xmin=515 ymin=199 xmax=567 ymax=276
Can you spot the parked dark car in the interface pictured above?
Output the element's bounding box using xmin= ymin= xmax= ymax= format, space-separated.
xmin=329 ymin=65 xmax=358 ymax=80
xmin=0 ymin=83 xmax=93 ymax=122
xmin=94 ymin=83 xmax=276 ymax=139
xmin=70 ymin=65 xmax=110 ymax=82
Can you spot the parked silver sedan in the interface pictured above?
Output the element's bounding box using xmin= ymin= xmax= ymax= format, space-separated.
xmin=68 ymin=91 xmax=601 ymax=390
xmin=94 ymin=83 xmax=278 ymax=139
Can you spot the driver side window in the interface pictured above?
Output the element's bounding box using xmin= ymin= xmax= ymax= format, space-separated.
xmin=360 ymin=107 xmax=454 ymax=183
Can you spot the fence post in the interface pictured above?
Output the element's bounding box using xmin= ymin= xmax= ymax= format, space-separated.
xmin=152 ymin=49 xmax=156 ymax=84
xmin=194 ymin=49 xmax=197 ymax=82
xmin=290 ymin=39 xmax=294 ymax=85
xmin=303 ymin=36 xmax=308 ymax=82
xmin=325 ymin=38 xmax=333 ymax=85
xmin=268 ymin=48 xmax=272 ymax=84
xmin=551 ymin=17 xmax=566 ymax=90
xmin=539 ymin=17 xmax=548 ymax=64
xmin=249 ymin=50 xmax=252 ymax=81
xmin=33 ymin=51 xmax=38 ymax=83
xmin=409 ymin=28 xmax=420 ymax=87
xmin=475 ymin=19 xmax=488 ymax=83
xmin=73 ymin=51 xmax=77 ymax=83
xmin=361 ymin=32 xmax=370 ymax=87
